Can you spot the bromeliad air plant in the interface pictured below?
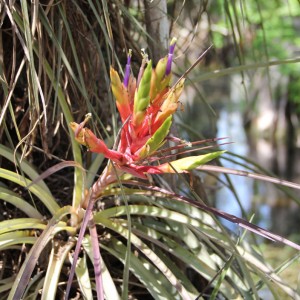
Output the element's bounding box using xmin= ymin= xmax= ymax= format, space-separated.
xmin=70 ymin=38 xmax=223 ymax=181
xmin=66 ymin=39 xmax=224 ymax=298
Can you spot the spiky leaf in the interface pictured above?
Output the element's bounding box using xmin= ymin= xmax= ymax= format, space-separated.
xmin=158 ymin=151 xmax=226 ymax=173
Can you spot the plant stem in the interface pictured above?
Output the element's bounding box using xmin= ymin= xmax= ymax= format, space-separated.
xmin=65 ymin=165 xmax=117 ymax=299
xmin=89 ymin=218 xmax=104 ymax=300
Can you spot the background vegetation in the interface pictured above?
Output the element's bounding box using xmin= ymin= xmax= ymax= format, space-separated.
xmin=0 ymin=0 xmax=299 ymax=299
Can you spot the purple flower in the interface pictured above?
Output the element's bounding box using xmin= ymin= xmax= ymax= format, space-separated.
xmin=123 ymin=49 xmax=132 ymax=88
xmin=166 ymin=38 xmax=177 ymax=76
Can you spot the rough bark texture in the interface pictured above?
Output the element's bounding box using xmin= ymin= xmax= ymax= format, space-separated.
xmin=144 ymin=0 xmax=169 ymax=64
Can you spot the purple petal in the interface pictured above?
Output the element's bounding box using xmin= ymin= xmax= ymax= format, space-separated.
xmin=123 ymin=49 xmax=132 ymax=87
xmin=166 ymin=38 xmax=177 ymax=76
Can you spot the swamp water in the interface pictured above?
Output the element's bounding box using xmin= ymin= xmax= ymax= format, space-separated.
xmin=180 ymin=72 xmax=300 ymax=239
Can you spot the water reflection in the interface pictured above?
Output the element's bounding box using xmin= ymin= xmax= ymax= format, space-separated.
xmin=216 ymin=109 xmax=271 ymax=232
xmin=180 ymin=72 xmax=300 ymax=238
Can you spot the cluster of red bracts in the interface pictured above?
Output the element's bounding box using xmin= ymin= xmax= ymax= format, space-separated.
xmin=70 ymin=39 xmax=224 ymax=179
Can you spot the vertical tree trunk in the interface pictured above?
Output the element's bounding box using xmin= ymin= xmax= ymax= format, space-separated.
xmin=144 ymin=0 xmax=169 ymax=64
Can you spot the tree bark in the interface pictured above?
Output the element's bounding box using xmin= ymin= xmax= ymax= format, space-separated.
xmin=144 ymin=0 xmax=169 ymax=64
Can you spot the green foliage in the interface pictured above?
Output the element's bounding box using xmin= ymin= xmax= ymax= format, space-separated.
xmin=288 ymin=72 xmax=300 ymax=111
xmin=209 ymin=0 xmax=300 ymax=70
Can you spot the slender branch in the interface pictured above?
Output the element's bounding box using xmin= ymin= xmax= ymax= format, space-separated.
xmin=160 ymin=137 xmax=229 ymax=155
xmin=172 ymin=45 xmax=213 ymax=88
xmin=89 ymin=218 xmax=104 ymax=300
xmin=145 ymin=142 xmax=232 ymax=164
xmin=65 ymin=191 xmax=95 ymax=299
xmin=197 ymin=165 xmax=300 ymax=190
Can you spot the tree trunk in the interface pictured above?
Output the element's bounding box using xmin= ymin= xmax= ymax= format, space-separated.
xmin=144 ymin=0 xmax=169 ymax=64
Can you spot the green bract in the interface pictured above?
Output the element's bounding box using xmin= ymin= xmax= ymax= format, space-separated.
xmin=138 ymin=115 xmax=173 ymax=159
xmin=135 ymin=61 xmax=152 ymax=112
xmin=167 ymin=151 xmax=226 ymax=172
